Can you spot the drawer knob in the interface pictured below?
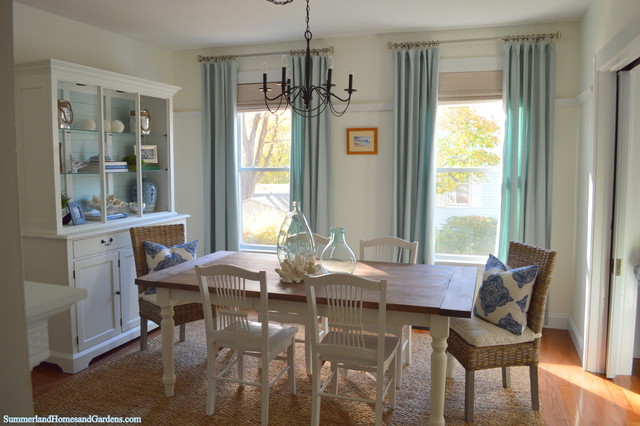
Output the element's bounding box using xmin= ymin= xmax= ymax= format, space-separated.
xmin=115 ymin=291 xmax=121 ymax=295
xmin=101 ymin=237 xmax=114 ymax=246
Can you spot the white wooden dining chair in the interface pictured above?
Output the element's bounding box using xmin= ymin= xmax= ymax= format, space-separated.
xmin=269 ymin=232 xmax=330 ymax=375
xmin=360 ymin=236 xmax=419 ymax=387
xmin=195 ymin=264 xmax=297 ymax=425
xmin=305 ymin=273 xmax=399 ymax=426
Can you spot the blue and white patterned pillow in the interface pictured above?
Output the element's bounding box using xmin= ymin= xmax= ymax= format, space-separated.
xmin=143 ymin=240 xmax=198 ymax=294
xmin=473 ymin=254 xmax=539 ymax=335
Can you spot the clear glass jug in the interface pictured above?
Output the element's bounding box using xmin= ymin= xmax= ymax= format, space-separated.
xmin=320 ymin=227 xmax=357 ymax=273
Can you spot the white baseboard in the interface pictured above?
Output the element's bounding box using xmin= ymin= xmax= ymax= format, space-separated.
xmin=568 ymin=316 xmax=585 ymax=364
xmin=545 ymin=313 xmax=569 ymax=330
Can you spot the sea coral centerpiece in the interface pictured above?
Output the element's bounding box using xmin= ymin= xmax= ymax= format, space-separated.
xmin=87 ymin=194 xmax=128 ymax=214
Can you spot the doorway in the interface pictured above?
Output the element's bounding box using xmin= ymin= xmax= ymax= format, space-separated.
xmin=606 ymin=61 xmax=640 ymax=378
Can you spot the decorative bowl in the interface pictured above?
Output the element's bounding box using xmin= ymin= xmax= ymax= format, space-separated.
xmin=129 ymin=202 xmax=145 ymax=213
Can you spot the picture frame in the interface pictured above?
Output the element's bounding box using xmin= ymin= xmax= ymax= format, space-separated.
xmin=346 ymin=128 xmax=378 ymax=155
xmin=67 ymin=201 xmax=86 ymax=225
xmin=140 ymin=145 xmax=158 ymax=163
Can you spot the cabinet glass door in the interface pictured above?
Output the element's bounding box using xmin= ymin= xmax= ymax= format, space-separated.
xmin=58 ymin=81 xmax=102 ymax=227
xmin=98 ymin=88 xmax=137 ymax=221
xmin=135 ymin=95 xmax=171 ymax=215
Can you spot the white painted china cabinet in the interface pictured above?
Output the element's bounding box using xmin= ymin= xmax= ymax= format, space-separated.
xmin=15 ymin=59 xmax=188 ymax=373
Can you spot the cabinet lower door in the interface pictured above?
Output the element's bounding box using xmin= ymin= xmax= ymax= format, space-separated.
xmin=75 ymin=252 xmax=121 ymax=352
xmin=119 ymin=248 xmax=140 ymax=332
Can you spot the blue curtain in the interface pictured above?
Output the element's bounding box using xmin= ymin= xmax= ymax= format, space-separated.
xmin=392 ymin=48 xmax=440 ymax=264
xmin=201 ymin=61 xmax=240 ymax=253
xmin=289 ymin=55 xmax=332 ymax=235
xmin=499 ymin=41 xmax=556 ymax=259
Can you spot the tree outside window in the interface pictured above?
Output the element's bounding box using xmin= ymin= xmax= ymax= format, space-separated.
xmin=435 ymin=102 xmax=504 ymax=256
xmin=238 ymin=110 xmax=291 ymax=247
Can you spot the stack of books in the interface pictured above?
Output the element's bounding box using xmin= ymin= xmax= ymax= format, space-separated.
xmin=81 ymin=161 xmax=129 ymax=173
xmin=85 ymin=211 xmax=129 ymax=221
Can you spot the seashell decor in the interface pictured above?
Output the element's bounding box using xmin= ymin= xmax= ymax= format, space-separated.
xmin=87 ymin=194 xmax=127 ymax=214
xmin=103 ymin=120 xmax=111 ymax=132
xmin=111 ymin=119 xmax=125 ymax=133
xmin=81 ymin=118 xmax=96 ymax=131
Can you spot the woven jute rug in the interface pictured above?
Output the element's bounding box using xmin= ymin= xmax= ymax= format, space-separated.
xmin=34 ymin=323 xmax=544 ymax=425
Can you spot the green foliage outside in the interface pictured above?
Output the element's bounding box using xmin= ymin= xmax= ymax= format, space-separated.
xmin=241 ymin=201 xmax=285 ymax=245
xmin=436 ymin=215 xmax=497 ymax=255
xmin=242 ymin=222 xmax=279 ymax=245
xmin=436 ymin=106 xmax=501 ymax=194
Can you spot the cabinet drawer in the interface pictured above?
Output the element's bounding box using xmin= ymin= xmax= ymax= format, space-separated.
xmin=73 ymin=232 xmax=131 ymax=258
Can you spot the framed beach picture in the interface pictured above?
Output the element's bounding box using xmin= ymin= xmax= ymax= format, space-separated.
xmin=346 ymin=128 xmax=378 ymax=155
xmin=67 ymin=201 xmax=86 ymax=225
xmin=140 ymin=145 xmax=158 ymax=163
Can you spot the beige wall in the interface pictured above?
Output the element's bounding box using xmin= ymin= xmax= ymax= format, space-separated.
xmin=172 ymin=22 xmax=581 ymax=326
xmin=14 ymin=3 xmax=173 ymax=84
xmin=1 ymin=0 xmax=33 ymax=417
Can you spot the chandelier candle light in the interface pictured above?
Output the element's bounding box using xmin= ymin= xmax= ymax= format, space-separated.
xmin=263 ymin=0 xmax=355 ymax=117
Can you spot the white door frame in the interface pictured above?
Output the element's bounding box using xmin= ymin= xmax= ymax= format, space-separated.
xmin=585 ymin=14 xmax=640 ymax=374
xmin=606 ymin=68 xmax=640 ymax=377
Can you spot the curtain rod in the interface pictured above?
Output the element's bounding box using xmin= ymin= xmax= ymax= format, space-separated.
xmin=388 ymin=31 xmax=561 ymax=50
xmin=197 ymin=46 xmax=334 ymax=63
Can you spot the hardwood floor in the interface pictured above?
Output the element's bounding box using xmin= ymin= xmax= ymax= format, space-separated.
xmin=31 ymin=328 xmax=640 ymax=424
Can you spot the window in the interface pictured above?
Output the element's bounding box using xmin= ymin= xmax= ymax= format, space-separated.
xmin=434 ymin=70 xmax=504 ymax=260
xmin=237 ymin=84 xmax=291 ymax=251
xmin=237 ymin=110 xmax=291 ymax=250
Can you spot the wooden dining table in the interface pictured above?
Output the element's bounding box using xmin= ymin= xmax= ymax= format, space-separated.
xmin=135 ymin=250 xmax=477 ymax=426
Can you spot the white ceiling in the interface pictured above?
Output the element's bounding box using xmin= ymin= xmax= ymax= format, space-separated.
xmin=15 ymin=0 xmax=593 ymax=51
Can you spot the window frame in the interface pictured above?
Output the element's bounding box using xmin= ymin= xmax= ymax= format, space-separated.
xmin=236 ymin=108 xmax=291 ymax=253
xmin=433 ymin=63 xmax=504 ymax=263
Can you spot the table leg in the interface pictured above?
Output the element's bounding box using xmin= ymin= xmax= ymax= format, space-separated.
xmin=158 ymin=289 xmax=176 ymax=397
xmin=429 ymin=315 xmax=450 ymax=426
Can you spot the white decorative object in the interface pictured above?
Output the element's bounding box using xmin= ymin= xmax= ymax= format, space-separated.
xmin=275 ymin=254 xmax=320 ymax=283
xmin=128 ymin=202 xmax=145 ymax=213
xmin=111 ymin=119 xmax=125 ymax=133
xmin=81 ymin=118 xmax=96 ymax=130
xmin=87 ymin=194 xmax=128 ymax=213
xmin=69 ymin=155 xmax=87 ymax=173
xmin=103 ymin=120 xmax=111 ymax=132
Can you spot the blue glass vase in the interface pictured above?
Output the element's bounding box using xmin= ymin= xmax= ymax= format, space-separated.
xmin=131 ymin=177 xmax=157 ymax=212
xmin=320 ymin=227 xmax=357 ymax=273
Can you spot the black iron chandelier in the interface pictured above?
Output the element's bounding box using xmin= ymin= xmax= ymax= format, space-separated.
xmin=262 ymin=0 xmax=355 ymax=118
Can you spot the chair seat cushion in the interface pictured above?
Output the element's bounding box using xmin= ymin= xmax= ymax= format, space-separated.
xmin=318 ymin=332 xmax=399 ymax=365
xmin=473 ymin=254 xmax=539 ymax=335
xmin=451 ymin=316 xmax=541 ymax=347
xmin=212 ymin=320 xmax=298 ymax=351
